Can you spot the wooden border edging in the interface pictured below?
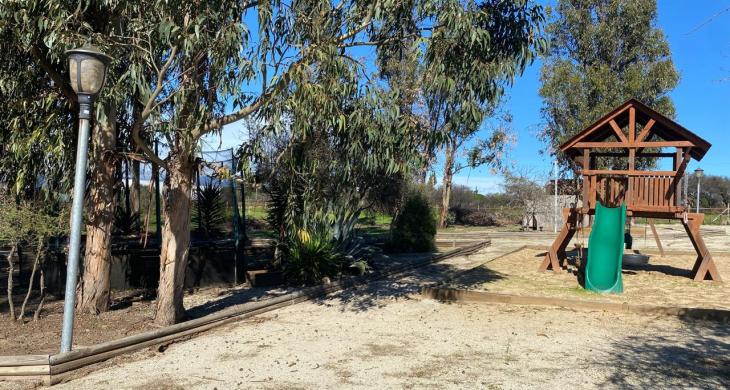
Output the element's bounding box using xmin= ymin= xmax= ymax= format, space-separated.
xmin=0 ymin=355 xmax=50 ymax=379
xmin=0 ymin=240 xmax=490 ymax=386
xmin=421 ymin=287 xmax=730 ymax=323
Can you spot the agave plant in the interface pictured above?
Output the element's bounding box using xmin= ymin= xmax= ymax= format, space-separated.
xmin=193 ymin=181 xmax=227 ymax=238
xmin=282 ymin=226 xmax=343 ymax=285
xmin=331 ymin=210 xmax=372 ymax=274
xmin=113 ymin=206 xmax=140 ymax=235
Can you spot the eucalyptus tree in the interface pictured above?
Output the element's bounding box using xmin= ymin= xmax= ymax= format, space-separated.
xmin=0 ymin=26 xmax=76 ymax=200
xmin=437 ymin=110 xmax=513 ymax=228
xmin=118 ymin=0 xmax=547 ymax=325
xmin=416 ymin=0 xmax=546 ymax=228
xmin=1 ymin=0 xmax=548 ymax=324
xmin=0 ymin=1 xmax=148 ymax=314
xmin=539 ymin=0 xmax=679 ymax=169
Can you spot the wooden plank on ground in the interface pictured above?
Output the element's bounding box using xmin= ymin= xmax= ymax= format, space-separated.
xmin=422 ymin=288 xmax=730 ymax=322
xmin=0 ymin=355 xmax=49 ymax=367
xmin=0 ymin=364 xmax=50 ymax=376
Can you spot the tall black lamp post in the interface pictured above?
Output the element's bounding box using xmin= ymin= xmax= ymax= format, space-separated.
xmin=60 ymin=45 xmax=112 ymax=353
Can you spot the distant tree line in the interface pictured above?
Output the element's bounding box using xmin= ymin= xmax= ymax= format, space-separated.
xmin=686 ymin=174 xmax=730 ymax=209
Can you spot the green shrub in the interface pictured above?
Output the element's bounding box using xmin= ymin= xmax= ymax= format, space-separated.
xmin=388 ymin=191 xmax=437 ymax=252
xmin=449 ymin=206 xmax=498 ymax=226
xmin=282 ymin=227 xmax=343 ymax=285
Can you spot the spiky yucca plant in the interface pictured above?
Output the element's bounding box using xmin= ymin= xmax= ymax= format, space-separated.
xmin=113 ymin=207 xmax=140 ymax=236
xmin=193 ymin=181 xmax=227 ymax=238
xmin=282 ymin=226 xmax=343 ymax=285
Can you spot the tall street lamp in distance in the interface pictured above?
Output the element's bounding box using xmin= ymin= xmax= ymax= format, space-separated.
xmin=694 ymin=167 xmax=704 ymax=214
xmin=60 ymin=45 xmax=112 ymax=353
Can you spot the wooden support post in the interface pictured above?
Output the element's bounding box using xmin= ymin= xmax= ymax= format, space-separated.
xmin=647 ymin=218 xmax=664 ymax=256
xmin=682 ymin=213 xmax=721 ymax=282
xmin=629 ymin=107 xmax=636 ymax=142
xmin=582 ymin=148 xmax=590 ymax=212
xmin=540 ymin=208 xmax=577 ymax=273
xmin=627 ymin=148 xmax=635 ymax=207
xmin=590 ymin=175 xmax=597 ymax=209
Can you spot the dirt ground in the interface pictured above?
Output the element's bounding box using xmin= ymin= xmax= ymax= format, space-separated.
xmin=0 ymin=250 xmax=447 ymax=355
xmin=0 ymin=285 xmax=299 ymax=355
xmin=437 ymin=223 xmax=730 ymax=254
xmin=42 ymin=279 xmax=730 ymax=389
xmin=450 ymin=248 xmax=730 ymax=310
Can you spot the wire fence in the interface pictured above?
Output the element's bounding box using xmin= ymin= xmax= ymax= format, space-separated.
xmin=118 ymin=146 xmax=254 ymax=240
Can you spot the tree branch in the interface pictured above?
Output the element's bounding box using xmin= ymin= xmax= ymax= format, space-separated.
xmin=200 ymin=58 xmax=307 ymax=137
xmin=131 ymin=45 xmax=178 ymax=169
xmin=141 ymin=46 xmax=178 ymax=119
xmin=132 ymin=115 xmax=167 ymax=169
xmin=337 ymin=3 xmax=375 ymax=43
xmin=30 ymin=44 xmax=78 ymax=109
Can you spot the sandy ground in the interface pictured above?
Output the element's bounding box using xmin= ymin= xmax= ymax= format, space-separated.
xmin=31 ymin=244 xmax=729 ymax=389
xmin=451 ymin=248 xmax=730 ymax=310
xmin=47 ymin=288 xmax=730 ymax=389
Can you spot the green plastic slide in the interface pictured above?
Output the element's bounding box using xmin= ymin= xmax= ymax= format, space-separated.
xmin=585 ymin=201 xmax=626 ymax=293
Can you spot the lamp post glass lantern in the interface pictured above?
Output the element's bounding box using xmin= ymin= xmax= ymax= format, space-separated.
xmin=66 ymin=46 xmax=112 ymax=118
xmin=60 ymin=45 xmax=111 ymax=353
xmin=694 ymin=168 xmax=704 ymax=214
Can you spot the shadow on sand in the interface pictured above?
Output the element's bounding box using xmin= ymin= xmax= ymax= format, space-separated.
xmin=604 ymin=317 xmax=730 ymax=387
xmin=183 ymin=248 xmax=503 ymax=317
xmin=314 ymin=253 xmax=505 ymax=313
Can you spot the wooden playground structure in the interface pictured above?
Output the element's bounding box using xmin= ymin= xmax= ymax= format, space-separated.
xmin=540 ymin=99 xmax=721 ymax=282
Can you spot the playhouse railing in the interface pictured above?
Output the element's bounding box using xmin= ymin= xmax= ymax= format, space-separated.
xmin=582 ymin=171 xmax=684 ymax=213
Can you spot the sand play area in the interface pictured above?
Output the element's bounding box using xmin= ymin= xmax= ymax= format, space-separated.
xmin=6 ymin=243 xmax=725 ymax=390
xmin=449 ymin=247 xmax=730 ymax=310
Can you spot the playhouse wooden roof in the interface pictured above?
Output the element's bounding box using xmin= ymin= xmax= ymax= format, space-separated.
xmin=560 ymin=99 xmax=711 ymax=161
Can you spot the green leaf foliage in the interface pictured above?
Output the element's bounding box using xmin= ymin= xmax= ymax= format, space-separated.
xmin=282 ymin=226 xmax=343 ymax=286
xmin=0 ymin=196 xmax=68 ymax=244
xmin=388 ymin=189 xmax=437 ymax=252
xmin=539 ymin=0 xmax=679 ymax=169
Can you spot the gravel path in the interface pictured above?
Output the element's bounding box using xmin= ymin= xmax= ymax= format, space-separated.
xmin=49 ymin=246 xmax=729 ymax=389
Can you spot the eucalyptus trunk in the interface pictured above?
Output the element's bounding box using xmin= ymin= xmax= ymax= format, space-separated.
xmin=438 ymin=140 xmax=456 ymax=228
xmin=76 ymin=109 xmax=117 ymax=314
xmin=155 ymin=152 xmax=194 ymax=326
xmin=131 ymin=159 xmax=141 ymax=215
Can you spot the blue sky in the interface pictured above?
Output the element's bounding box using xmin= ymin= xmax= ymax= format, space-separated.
xmin=211 ymin=0 xmax=730 ymax=193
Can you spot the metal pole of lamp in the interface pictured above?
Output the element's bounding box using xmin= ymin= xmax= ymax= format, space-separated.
xmin=554 ymin=159 xmax=558 ymax=233
xmin=60 ymin=45 xmax=112 ymax=353
xmin=695 ymin=168 xmax=704 ymax=214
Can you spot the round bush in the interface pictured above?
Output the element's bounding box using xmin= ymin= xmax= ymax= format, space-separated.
xmin=389 ymin=191 xmax=437 ymax=252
